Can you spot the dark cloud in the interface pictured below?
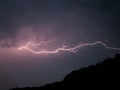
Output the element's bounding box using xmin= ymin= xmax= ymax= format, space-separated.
xmin=0 ymin=1 xmax=120 ymax=89
xmin=0 ymin=0 xmax=119 ymax=38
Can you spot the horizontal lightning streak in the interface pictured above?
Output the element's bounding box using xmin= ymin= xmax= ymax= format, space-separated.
xmin=18 ymin=41 xmax=120 ymax=54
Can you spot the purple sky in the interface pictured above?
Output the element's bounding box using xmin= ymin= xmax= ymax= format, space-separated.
xmin=0 ymin=0 xmax=120 ymax=90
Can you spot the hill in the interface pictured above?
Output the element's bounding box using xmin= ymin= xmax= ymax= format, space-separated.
xmin=10 ymin=54 xmax=120 ymax=90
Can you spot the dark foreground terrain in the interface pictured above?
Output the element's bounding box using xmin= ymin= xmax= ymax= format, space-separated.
xmin=11 ymin=54 xmax=120 ymax=90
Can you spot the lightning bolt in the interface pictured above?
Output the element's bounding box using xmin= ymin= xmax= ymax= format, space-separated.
xmin=18 ymin=41 xmax=120 ymax=54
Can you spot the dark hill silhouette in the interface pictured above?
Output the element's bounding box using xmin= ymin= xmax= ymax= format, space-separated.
xmin=10 ymin=54 xmax=120 ymax=90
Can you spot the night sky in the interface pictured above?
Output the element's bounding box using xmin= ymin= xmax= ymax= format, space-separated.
xmin=0 ymin=0 xmax=120 ymax=90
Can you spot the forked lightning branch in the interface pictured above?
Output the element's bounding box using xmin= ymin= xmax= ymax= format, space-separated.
xmin=18 ymin=41 xmax=120 ymax=54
